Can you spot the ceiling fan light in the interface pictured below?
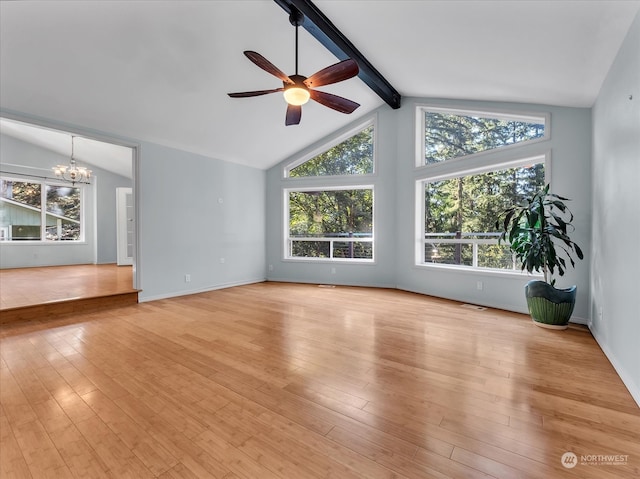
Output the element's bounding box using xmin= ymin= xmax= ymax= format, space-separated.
xmin=283 ymin=86 xmax=310 ymax=106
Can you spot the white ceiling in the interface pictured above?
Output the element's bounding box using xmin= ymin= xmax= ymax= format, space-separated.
xmin=1 ymin=1 xmax=638 ymax=172
xmin=0 ymin=117 xmax=133 ymax=179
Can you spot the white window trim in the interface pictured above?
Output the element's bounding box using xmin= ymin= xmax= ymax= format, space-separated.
xmin=415 ymin=152 xmax=550 ymax=273
xmin=0 ymin=174 xmax=87 ymax=243
xmin=284 ymin=116 xmax=377 ymax=179
xmin=415 ymin=104 xmax=550 ymax=169
xmin=284 ymin=184 xmax=375 ymax=263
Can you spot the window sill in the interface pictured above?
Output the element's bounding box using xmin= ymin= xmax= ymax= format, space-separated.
xmin=0 ymin=241 xmax=88 ymax=246
xmin=414 ymin=262 xmax=543 ymax=280
xmin=283 ymin=257 xmax=376 ymax=265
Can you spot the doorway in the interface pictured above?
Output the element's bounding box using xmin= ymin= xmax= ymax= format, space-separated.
xmin=0 ymin=115 xmax=139 ymax=292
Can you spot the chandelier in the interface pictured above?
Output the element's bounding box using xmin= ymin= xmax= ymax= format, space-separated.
xmin=52 ymin=135 xmax=91 ymax=185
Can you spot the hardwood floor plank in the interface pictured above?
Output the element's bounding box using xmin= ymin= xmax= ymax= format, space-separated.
xmin=0 ymin=414 xmax=33 ymax=479
xmin=74 ymin=415 xmax=155 ymax=478
xmin=11 ymin=419 xmax=73 ymax=478
xmin=81 ymin=389 xmax=179 ymax=476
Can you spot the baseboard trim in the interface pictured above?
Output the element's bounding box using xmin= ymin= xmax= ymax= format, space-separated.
xmin=590 ymin=327 xmax=640 ymax=408
xmin=138 ymin=278 xmax=266 ymax=303
xmin=266 ymin=277 xmax=398 ymax=289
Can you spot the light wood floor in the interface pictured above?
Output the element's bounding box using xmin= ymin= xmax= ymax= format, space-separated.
xmin=1 ymin=283 xmax=638 ymax=478
xmin=0 ymin=264 xmax=135 ymax=310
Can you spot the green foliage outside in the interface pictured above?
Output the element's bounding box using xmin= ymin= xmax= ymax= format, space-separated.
xmin=424 ymin=112 xmax=545 ymax=165
xmin=289 ymin=189 xmax=373 ymax=259
xmin=289 ymin=125 xmax=373 ymax=177
xmin=425 ymin=165 xmax=545 ymax=237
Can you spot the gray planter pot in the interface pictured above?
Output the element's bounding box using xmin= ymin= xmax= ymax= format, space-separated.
xmin=525 ymin=280 xmax=577 ymax=329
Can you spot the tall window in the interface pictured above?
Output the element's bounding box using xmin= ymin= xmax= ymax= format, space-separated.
xmin=284 ymin=119 xmax=376 ymax=262
xmin=0 ymin=177 xmax=83 ymax=241
xmin=416 ymin=106 xmax=549 ymax=272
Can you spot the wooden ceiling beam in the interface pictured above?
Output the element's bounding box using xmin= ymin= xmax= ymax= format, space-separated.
xmin=274 ymin=0 xmax=401 ymax=109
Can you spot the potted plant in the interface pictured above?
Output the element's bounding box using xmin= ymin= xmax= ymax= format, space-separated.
xmin=496 ymin=184 xmax=584 ymax=329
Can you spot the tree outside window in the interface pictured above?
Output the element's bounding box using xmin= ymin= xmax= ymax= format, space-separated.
xmin=288 ymin=124 xmax=374 ymax=177
xmin=288 ymin=188 xmax=373 ymax=260
xmin=0 ymin=178 xmax=82 ymax=241
xmin=420 ymin=108 xmax=546 ymax=166
xmin=423 ymin=163 xmax=545 ymax=270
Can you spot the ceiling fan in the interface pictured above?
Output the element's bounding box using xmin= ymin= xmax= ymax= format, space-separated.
xmin=227 ymin=8 xmax=360 ymax=126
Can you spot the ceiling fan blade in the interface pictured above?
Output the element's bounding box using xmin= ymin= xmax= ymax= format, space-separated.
xmin=310 ymin=90 xmax=360 ymax=114
xmin=304 ymin=59 xmax=359 ymax=88
xmin=228 ymin=88 xmax=283 ymax=98
xmin=244 ymin=51 xmax=293 ymax=84
xmin=285 ymin=104 xmax=302 ymax=126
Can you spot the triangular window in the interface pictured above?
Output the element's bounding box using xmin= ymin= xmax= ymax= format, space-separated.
xmin=420 ymin=108 xmax=547 ymax=166
xmin=288 ymin=124 xmax=374 ymax=177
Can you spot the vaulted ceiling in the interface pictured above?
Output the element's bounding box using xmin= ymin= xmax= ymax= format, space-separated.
xmin=1 ymin=1 xmax=638 ymax=173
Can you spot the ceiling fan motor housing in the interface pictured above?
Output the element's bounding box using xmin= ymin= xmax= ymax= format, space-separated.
xmin=289 ymin=8 xmax=304 ymax=27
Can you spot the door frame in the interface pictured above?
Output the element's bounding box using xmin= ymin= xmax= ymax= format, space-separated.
xmin=116 ymin=187 xmax=134 ymax=266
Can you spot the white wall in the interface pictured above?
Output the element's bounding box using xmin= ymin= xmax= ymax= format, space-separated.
xmin=0 ymin=133 xmax=131 ymax=268
xmin=591 ymin=12 xmax=640 ymax=405
xmin=266 ymin=99 xmax=592 ymax=321
xmin=137 ymin=142 xmax=266 ymax=301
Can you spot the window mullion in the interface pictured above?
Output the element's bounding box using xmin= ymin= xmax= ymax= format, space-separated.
xmin=41 ymin=181 xmax=47 ymax=241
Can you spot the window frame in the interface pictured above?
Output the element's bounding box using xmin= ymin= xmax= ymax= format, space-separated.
xmin=0 ymin=174 xmax=87 ymax=244
xmin=415 ymin=152 xmax=550 ymax=276
xmin=283 ymin=117 xmax=377 ymax=179
xmin=283 ymin=184 xmax=375 ymax=263
xmin=415 ymin=105 xmax=550 ymax=169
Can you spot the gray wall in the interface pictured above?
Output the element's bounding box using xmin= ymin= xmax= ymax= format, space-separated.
xmin=0 ymin=133 xmax=131 ymax=267
xmin=137 ymin=141 xmax=266 ymax=302
xmin=266 ymin=99 xmax=592 ymax=321
xmin=591 ymin=12 xmax=640 ymax=405
xmin=265 ymin=110 xmax=399 ymax=289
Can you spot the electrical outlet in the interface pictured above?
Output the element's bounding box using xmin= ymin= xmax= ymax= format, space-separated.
xmin=220 ymin=258 xmax=225 ymax=264
xmin=331 ymin=267 xmax=336 ymax=274
xmin=476 ymin=281 xmax=483 ymax=291
xmin=598 ymin=306 xmax=604 ymax=322
xmin=185 ymin=274 xmax=191 ymax=283
xmin=268 ymin=264 xmax=274 ymax=272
